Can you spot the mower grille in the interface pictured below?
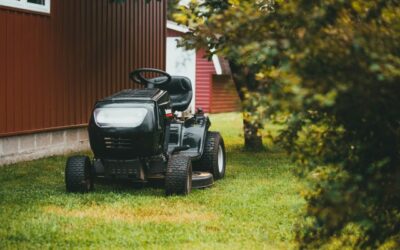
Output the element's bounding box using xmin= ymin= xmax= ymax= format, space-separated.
xmin=104 ymin=137 xmax=134 ymax=150
xmin=103 ymin=159 xmax=139 ymax=177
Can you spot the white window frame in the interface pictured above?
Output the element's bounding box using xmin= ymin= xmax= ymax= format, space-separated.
xmin=0 ymin=0 xmax=50 ymax=14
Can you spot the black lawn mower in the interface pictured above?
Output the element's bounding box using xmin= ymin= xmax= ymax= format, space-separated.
xmin=65 ymin=68 xmax=226 ymax=196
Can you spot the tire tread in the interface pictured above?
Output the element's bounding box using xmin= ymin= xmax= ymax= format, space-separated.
xmin=165 ymin=154 xmax=192 ymax=196
xmin=193 ymin=131 xmax=226 ymax=180
xmin=65 ymin=156 xmax=92 ymax=193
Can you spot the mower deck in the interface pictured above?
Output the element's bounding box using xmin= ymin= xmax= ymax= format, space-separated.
xmin=192 ymin=171 xmax=214 ymax=189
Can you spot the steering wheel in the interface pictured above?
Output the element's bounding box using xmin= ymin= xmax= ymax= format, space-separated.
xmin=130 ymin=68 xmax=171 ymax=88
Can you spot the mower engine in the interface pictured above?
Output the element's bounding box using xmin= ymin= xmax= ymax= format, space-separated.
xmin=89 ymin=88 xmax=170 ymax=159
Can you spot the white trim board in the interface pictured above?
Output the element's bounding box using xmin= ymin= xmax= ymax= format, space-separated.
xmin=212 ymin=55 xmax=222 ymax=75
xmin=167 ymin=20 xmax=190 ymax=33
xmin=0 ymin=0 xmax=51 ymax=13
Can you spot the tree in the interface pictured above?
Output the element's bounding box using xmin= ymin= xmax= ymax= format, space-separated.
xmin=174 ymin=0 xmax=270 ymax=150
xmin=167 ymin=0 xmax=180 ymax=20
xmin=175 ymin=0 xmax=400 ymax=248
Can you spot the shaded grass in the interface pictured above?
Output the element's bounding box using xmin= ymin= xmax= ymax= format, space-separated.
xmin=0 ymin=113 xmax=304 ymax=249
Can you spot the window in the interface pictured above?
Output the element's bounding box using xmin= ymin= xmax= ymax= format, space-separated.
xmin=0 ymin=0 xmax=50 ymax=14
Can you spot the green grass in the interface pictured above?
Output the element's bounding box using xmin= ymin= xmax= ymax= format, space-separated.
xmin=0 ymin=113 xmax=305 ymax=249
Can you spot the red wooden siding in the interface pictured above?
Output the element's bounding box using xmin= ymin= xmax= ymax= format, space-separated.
xmin=167 ymin=29 xmax=182 ymax=37
xmin=211 ymin=75 xmax=240 ymax=113
xmin=0 ymin=0 xmax=166 ymax=137
xmin=195 ymin=49 xmax=215 ymax=113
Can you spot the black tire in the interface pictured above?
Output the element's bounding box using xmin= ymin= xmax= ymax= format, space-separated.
xmin=192 ymin=171 xmax=214 ymax=189
xmin=194 ymin=131 xmax=226 ymax=180
xmin=65 ymin=156 xmax=94 ymax=193
xmin=165 ymin=153 xmax=192 ymax=196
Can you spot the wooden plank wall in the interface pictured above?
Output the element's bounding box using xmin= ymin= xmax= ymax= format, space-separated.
xmin=211 ymin=75 xmax=241 ymax=114
xmin=195 ymin=49 xmax=214 ymax=113
xmin=0 ymin=0 xmax=166 ymax=137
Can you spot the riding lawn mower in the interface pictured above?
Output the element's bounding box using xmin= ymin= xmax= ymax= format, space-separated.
xmin=65 ymin=68 xmax=226 ymax=196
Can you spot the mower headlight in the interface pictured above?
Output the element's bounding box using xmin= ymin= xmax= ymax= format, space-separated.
xmin=93 ymin=108 xmax=148 ymax=128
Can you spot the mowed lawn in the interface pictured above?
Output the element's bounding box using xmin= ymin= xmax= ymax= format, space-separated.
xmin=0 ymin=113 xmax=305 ymax=249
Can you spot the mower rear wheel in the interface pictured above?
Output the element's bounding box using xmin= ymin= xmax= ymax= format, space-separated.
xmin=165 ymin=153 xmax=192 ymax=196
xmin=65 ymin=156 xmax=94 ymax=193
xmin=194 ymin=131 xmax=226 ymax=180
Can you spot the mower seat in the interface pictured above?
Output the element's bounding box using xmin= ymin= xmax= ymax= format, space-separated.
xmin=159 ymin=76 xmax=193 ymax=112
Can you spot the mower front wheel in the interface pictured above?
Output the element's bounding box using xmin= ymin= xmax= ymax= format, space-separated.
xmin=65 ymin=156 xmax=94 ymax=193
xmin=165 ymin=153 xmax=192 ymax=196
xmin=194 ymin=131 xmax=226 ymax=180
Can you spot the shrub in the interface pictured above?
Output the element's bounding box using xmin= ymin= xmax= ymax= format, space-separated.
xmin=177 ymin=0 xmax=400 ymax=248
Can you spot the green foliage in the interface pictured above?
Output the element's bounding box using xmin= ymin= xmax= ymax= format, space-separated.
xmin=167 ymin=0 xmax=181 ymax=20
xmin=176 ymin=0 xmax=400 ymax=248
xmin=0 ymin=113 xmax=305 ymax=249
xmin=175 ymin=0 xmax=282 ymax=150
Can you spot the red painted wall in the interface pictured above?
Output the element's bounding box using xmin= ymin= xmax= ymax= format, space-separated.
xmin=167 ymin=28 xmax=182 ymax=37
xmin=211 ymin=75 xmax=240 ymax=113
xmin=0 ymin=0 xmax=167 ymax=137
xmin=195 ymin=49 xmax=215 ymax=113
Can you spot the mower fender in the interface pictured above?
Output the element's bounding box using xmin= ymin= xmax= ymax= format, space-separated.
xmin=168 ymin=115 xmax=210 ymax=161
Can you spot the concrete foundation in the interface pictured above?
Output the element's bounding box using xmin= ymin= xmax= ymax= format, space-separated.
xmin=0 ymin=127 xmax=90 ymax=166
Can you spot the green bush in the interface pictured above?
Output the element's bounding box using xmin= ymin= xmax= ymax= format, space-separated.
xmin=176 ymin=0 xmax=400 ymax=248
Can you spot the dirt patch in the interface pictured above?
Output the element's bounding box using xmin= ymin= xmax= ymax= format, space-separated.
xmin=43 ymin=204 xmax=217 ymax=224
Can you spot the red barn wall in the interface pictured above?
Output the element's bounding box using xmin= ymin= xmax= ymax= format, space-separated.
xmin=211 ymin=75 xmax=240 ymax=113
xmin=0 ymin=0 xmax=166 ymax=137
xmin=195 ymin=49 xmax=215 ymax=113
xmin=167 ymin=28 xmax=182 ymax=37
